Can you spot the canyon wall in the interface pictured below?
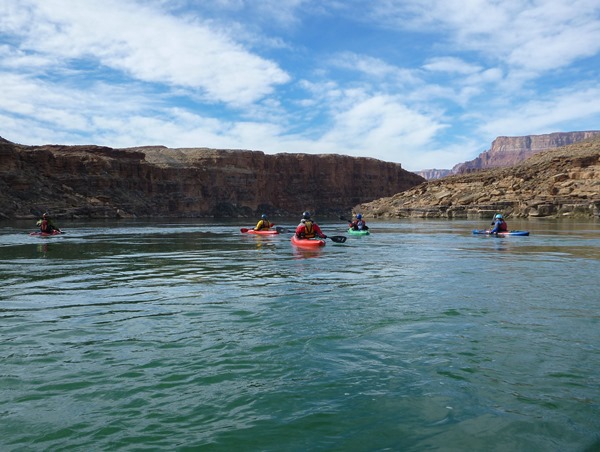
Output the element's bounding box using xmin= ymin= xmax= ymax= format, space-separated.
xmin=0 ymin=139 xmax=425 ymax=219
xmin=453 ymin=130 xmax=600 ymax=174
xmin=356 ymin=136 xmax=600 ymax=219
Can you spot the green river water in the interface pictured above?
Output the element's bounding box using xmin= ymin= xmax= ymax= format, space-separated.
xmin=1 ymin=218 xmax=599 ymax=451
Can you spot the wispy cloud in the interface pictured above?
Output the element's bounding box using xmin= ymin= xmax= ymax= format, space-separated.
xmin=480 ymin=86 xmax=600 ymax=137
xmin=1 ymin=0 xmax=599 ymax=171
xmin=1 ymin=0 xmax=289 ymax=105
xmin=422 ymin=57 xmax=482 ymax=75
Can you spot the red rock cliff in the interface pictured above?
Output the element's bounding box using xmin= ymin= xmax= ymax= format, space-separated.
xmin=0 ymin=139 xmax=424 ymax=219
xmin=453 ymin=131 xmax=600 ymax=174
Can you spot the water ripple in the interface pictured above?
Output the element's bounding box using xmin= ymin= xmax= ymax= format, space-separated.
xmin=1 ymin=220 xmax=599 ymax=450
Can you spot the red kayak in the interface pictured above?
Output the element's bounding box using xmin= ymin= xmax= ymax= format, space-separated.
xmin=240 ymin=228 xmax=279 ymax=235
xmin=30 ymin=230 xmax=63 ymax=236
xmin=291 ymin=235 xmax=325 ymax=248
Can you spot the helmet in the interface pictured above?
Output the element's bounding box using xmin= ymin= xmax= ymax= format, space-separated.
xmin=356 ymin=213 xmax=362 ymax=219
xmin=495 ymin=214 xmax=503 ymax=219
xmin=302 ymin=211 xmax=311 ymax=219
xmin=261 ymin=214 xmax=267 ymax=219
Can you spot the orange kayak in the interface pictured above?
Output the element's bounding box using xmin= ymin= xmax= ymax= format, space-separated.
xmin=291 ymin=235 xmax=325 ymax=248
xmin=241 ymin=228 xmax=279 ymax=235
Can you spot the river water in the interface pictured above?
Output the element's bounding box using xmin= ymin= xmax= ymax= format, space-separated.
xmin=1 ymin=218 xmax=599 ymax=451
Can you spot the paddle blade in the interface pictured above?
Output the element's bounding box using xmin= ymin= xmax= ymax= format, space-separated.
xmin=339 ymin=215 xmax=351 ymax=223
xmin=329 ymin=235 xmax=347 ymax=243
xmin=276 ymin=226 xmax=290 ymax=234
xmin=240 ymin=228 xmax=250 ymax=233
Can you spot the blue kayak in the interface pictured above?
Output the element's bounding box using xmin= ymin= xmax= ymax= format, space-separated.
xmin=472 ymin=229 xmax=530 ymax=237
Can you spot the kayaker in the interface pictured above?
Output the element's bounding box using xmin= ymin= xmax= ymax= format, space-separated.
xmin=253 ymin=214 xmax=274 ymax=231
xmin=36 ymin=213 xmax=61 ymax=233
xmin=489 ymin=213 xmax=508 ymax=234
xmin=348 ymin=213 xmax=369 ymax=231
xmin=295 ymin=211 xmax=327 ymax=239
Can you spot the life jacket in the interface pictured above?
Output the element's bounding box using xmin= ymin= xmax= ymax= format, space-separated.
xmin=498 ymin=219 xmax=508 ymax=232
xmin=256 ymin=220 xmax=271 ymax=230
xmin=303 ymin=220 xmax=315 ymax=238
xmin=40 ymin=219 xmax=51 ymax=233
xmin=350 ymin=219 xmax=366 ymax=230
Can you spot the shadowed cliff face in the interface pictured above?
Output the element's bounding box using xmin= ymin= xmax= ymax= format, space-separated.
xmin=0 ymin=139 xmax=424 ymax=219
xmin=356 ymin=136 xmax=600 ymax=219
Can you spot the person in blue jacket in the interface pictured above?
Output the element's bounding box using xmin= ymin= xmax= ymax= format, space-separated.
xmin=489 ymin=214 xmax=508 ymax=234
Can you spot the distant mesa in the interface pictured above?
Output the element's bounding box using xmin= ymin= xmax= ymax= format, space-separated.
xmin=358 ymin=133 xmax=600 ymax=219
xmin=415 ymin=168 xmax=452 ymax=180
xmin=418 ymin=131 xmax=600 ymax=180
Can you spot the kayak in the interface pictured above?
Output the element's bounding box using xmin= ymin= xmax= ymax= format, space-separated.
xmin=30 ymin=230 xmax=63 ymax=236
xmin=472 ymin=229 xmax=530 ymax=237
xmin=347 ymin=228 xmax=370 ymax=236
xmin=291 ymin=235 xmax=326 ymax=248
xmin=241 ymin=228 xmax=279 ymax=235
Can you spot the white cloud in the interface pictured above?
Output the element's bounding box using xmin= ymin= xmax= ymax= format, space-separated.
xmin=1 ymin=0 xmax=290 ymax=106
xmin=367 ymin=0 xmax=600 ymax=76
xmin=317 ymin=94 xmax=446 ymax=163
xmin=331 ymin=52 xmax=420 ymax=83
xmin=0 ymin=68 xmax=290 ymax=151
xmin=480 ymin=86 xmax=600 ymax=137
xmin=422 ymin=57 xmax=482 ymax=75
xmin=1 ymin=0 xmax=599 ymax=172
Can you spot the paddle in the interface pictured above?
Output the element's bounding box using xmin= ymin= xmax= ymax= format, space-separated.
xmin=276 ymin=226 xmax=346 ymax=243
xmin=240 ymin=228 xmax=252 ymax=233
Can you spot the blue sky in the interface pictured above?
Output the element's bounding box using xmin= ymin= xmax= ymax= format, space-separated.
xmin=1 ymin=0 xmax=599 ymax=171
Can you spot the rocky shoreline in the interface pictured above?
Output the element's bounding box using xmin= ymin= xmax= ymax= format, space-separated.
xmin=355 ymin=136 xmax=600 ymax=219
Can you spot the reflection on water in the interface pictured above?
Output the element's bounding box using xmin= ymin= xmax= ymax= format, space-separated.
xmin=0 ymin=218 xmax=599 ymax=451
xmin=36 ymin=243 xmax=49 ymax=257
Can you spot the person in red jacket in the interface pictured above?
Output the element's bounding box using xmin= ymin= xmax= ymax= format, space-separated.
xmin=295 ymin=211 xmax=327 ymax=239
xmin=36 ymin=213 xmax=61 ymax=234
xmin=348 ymin=213 xmax=368 ymax=231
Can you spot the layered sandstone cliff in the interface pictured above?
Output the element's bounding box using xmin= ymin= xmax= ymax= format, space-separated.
xmin=453 ymin=131 xmax=600 ymax=174
xmin=355 ymin=136 xmax=600 ymax=219
xmin=0 ymin=138 xmax=425 ymax=219
xmin=417 ymin=131 xmax=600 ymax=179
